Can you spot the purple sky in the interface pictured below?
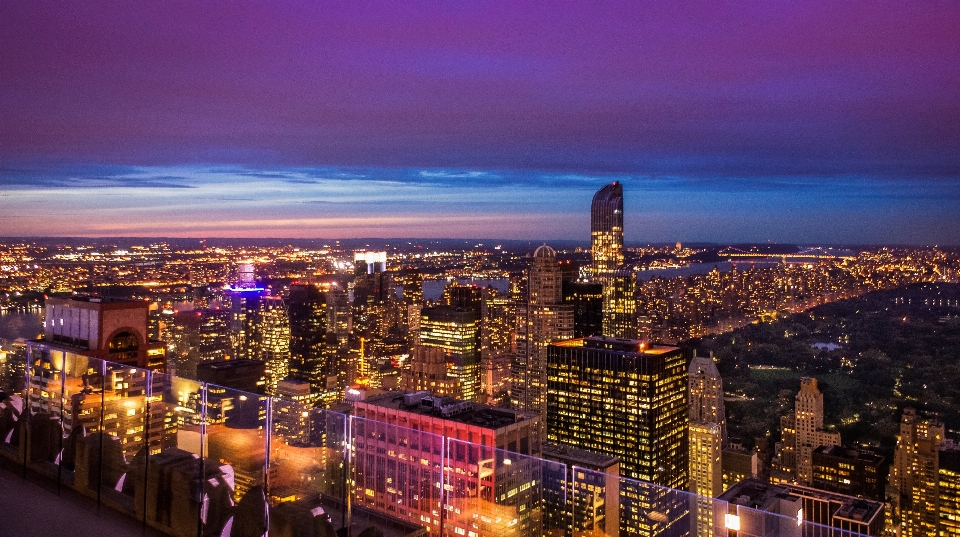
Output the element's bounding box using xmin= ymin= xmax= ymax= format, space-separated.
xmin=2 ymin=1 xmax=959 ymax=243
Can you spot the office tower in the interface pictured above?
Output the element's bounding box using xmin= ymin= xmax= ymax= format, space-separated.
xmin=417 ymin=306 xmax=481 ymax=401
xmin=603 ymin=267 xmax=637 ymax=339
xmin=689 ymin=422 xmax=723 ymax=536
xmin=688 ymin=354 xmax=727 ymax=443
xmin=259 ymin=295 xmax=291 ymax=396
xmin=353 ymin=251 xmax=387 ymax=274
xmin=400 ymin=270 xmax=424 ymax=306
xmin=891 ymin=408 xmax=945 ymax=537
xmin=441 ymin=282 xmax=483 ymax=313
xmin=224 ymin=277 xmax=267 ymax=362
xmin=547 ymin=337 xmax=687 ymax=537
xmin=591 ymin=182 xmax=624 ymax=284
xmin=352 ymin=391 xmax=542 ymax=537
xmin=197 ymin=309 xmax=232 ymax=364
xmin=542 ymin=443 xmax=620 ymax=537
xmin=512 ymin=245 xmax=574 ymax=419
xmin=940 ymin=442 xmax=960 ymax=537
xmin=287 ymin=283 xmax=326 ymax=386
xmin=480 ymin=287 xmax=513 ymax=405
xmin=324 ymin=286 xmax=352 ymax=404
xmin=688 ymin=354 xmax=726 ymax=536
xmin=718 ymin=479 xmax=884 ymax=537
xmin=272 ymin=378 xmax=315 ymax=443
xmin=562 ymin=280 xmax=603 ymax=338
xmin=401 ymin=345 xmax=462 ymax=397
xmin=811 ymin=446 xmax=887 ymax=501
xmin=591 ymin=183 xmax=630 ymax=339
xmin=777 ymin=377 xmax=841 ymax=485
xmin=36 ymin=296 xmax=167 ymax=370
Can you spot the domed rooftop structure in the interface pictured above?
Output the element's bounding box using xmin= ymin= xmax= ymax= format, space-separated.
xmin=534 ymin=244 xmax=556 ymax=258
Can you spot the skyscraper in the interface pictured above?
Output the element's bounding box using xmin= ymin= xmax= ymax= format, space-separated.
xmin=604 ymin=267 xmax=637 ymax=339
xmin=512 ymin=245 xmax=573 ymax=419
xmin=687 ymin=355 xmax=726 ymax=537
xmin=688 ymin=354 xmax=727 ymax=444
xmin=891 ymin=408 xmax=945 ymax=537
xmin=417 ymin=306 xmax=481 ymax=401
xmin=547 ymin=336 xmax=688 ymax=537
xmin=287 ymin=283 xmax=327 ymax=387
xmin=776 ymin=377 xmax=840 ymax=485
xmin=259 ymin=295 xmax=291 ymax=396
xmin=591 ymin=182 xmax=624 ymax=284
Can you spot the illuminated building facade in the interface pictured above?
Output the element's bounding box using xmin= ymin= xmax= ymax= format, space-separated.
xmin=603 ymin=267 xmax=637 ymax=339
xmin=590 ymin=182 xmax=624 ymax=284
xmin=352 ymin=391 xmax=542 ymax=537
xmin=225 ymin=284 xmax=266 ymax=362
xmin=418 ymin=306 xmax=481 ymax=402
xmin=324 ymin=286 xmax=353 ymax=404
xmin=687 ymin=353 xmax=726 ymax=535
xmin=591 ymin=182 xmax=627 ymax=339
xmin=27 ymin=298 xmax=179 ymax=459
xmin=40 ymin=296 xmax=166 ymax=371
xmin=810 ymin=445 xmax=887 ymax=501
xmin=891 ymin=408 xmax=945 ymax=537
xmin=777 ymin=377 xmax=840 ymax=485
xmin=401 ymin=345 xmax=462 ymax=397
xmin=273 ymin=378 xmax=315 ymax=444
xmin=197 ymin=309 xmax=232 ymax=364
xmin=688 ymin=354 xmax=726 ymax=441
xmin=689 ymin=422 xmax=722 ymax=536
xmin=512 ymin=245 xmax=574 ymax=418
xmin=542 ymin=443 xmax=620 ymax=537
xmin=546 ymin=337 xmax=687 ymax=537
xmin=354 ymin=251 xmax=387 ymax=274
xmin=259 ymin=295 xmax=291 ymax=396
xmin=718 ymin=478 xmax=884 ymax=537
xmin=941 ymin=442 xmax=960 ymax=537
xmin=480 ymin=287 xmax=513 ymax=404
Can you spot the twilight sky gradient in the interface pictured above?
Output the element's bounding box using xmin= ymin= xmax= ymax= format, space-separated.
xmin=1 ymin=1 xmax=959 ymax=243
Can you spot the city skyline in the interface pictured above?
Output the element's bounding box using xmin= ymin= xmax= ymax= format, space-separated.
xmin=2 ymin=1 xmax=960 ymax=244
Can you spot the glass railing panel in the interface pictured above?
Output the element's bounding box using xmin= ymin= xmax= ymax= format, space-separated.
xmin=349 ymin=414 xmax=444 ymax=536
xmin=203 ymin=382 xmax=269 ymax=537
xmin=25 ymin=344 xmax=71 ymax=482
xmin=92 ymin=362 xmax=152 ymax=514
xmin=137 ymin=369 xmax=207 ymax=537
xmin=614 ymin=474 xmax=694 ymax=537
xmin=267 ymin=407 xmax=350 ymax=537
xmin=444 ymin=436 xmax=565 ymax=537
xmin=0 ymin=343 xmax=27 ymax=464
xmin=568 ymin=466 xmax=622 ymax=537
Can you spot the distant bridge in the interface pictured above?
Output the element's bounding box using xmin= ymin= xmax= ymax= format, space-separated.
xmin=718 ymin=246 xmax=855 ymax=261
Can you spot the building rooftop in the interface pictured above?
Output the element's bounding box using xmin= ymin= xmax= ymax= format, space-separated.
xmin=542 ymin=443 xmax=619 ymax=471
xmin=196 ymin=359 xmax=266 ymax=371
xmin=718 ymin=478 xmax=800 ymax=511
xmin=46 ymin=295 xmax=149 ymax=308
xmin=360 ymin=391 xmax=537 ymax=430
xmin=551 ymin=336 xmax=680 ymax=355
xmin=813 ymin=445 xmax=885 ymax=465
xmin=719 ymin=478 xmax=884 ymax=526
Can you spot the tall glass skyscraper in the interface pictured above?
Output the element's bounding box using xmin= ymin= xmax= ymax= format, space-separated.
xmin=591 ymin=182 xmax=624 ymax=283
xmin=592 ymin=182 xmax=628 ymax=338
